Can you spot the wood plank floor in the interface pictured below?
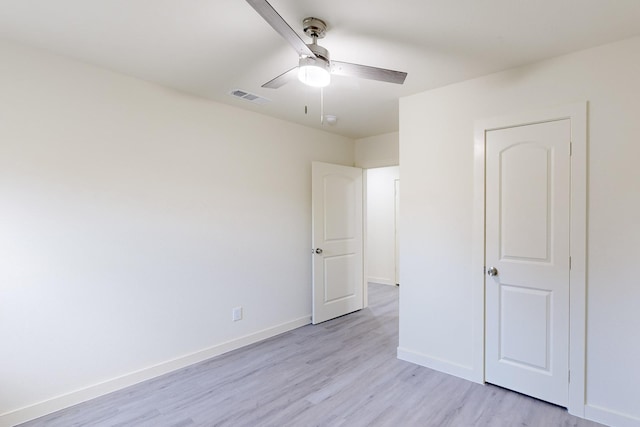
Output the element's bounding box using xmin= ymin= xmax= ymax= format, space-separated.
xmin=20 ymin=284 xmax=603 ymax=427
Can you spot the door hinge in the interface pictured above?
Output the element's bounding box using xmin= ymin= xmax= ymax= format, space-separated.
xmin=568 ymin=370 xmax=571 ymax=383
xmin=570 ymin=142 xmax=573 ymax=156
xmin=569 ymin=256 xmax=572 ymax=270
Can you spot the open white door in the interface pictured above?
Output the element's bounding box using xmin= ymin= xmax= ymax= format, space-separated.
xmin=485 ymin=120 xmax=571 ymax=407
xmin=312 ymin=162 xmax=363 ymax=324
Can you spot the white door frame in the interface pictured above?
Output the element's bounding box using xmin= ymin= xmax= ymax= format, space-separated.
xmin=471 ymin=102 xmax=587 ymax=417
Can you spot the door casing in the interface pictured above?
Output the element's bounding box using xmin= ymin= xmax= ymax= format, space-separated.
xmin=472 ymin=103 xmax=587 ymax=417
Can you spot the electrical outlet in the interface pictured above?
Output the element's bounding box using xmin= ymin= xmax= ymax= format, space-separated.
xmin=232 ymin=307 xmax=242 ymax=322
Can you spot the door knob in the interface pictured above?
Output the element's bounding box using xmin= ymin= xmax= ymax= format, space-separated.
xmin=315 ymin=248 xmax=323 ymax=254
xmin=487 ymin=267 xmax=498 ymax=277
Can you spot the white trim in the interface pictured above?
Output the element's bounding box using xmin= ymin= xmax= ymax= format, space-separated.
xmin=472 ymin=102 xmax=587 ymax=417
xmin=394 ymin=178 xmax=400 ymax=286
xmin=355 ymin=157 xmax=400 ymax=169
xmin=397 ymin=347 xmax=482 ymax=384
xmin=585 ymin=404 xmax=640 ymax=427
xmin=0 ymin=316 xmax=311 ymax=426
xmin=362 ymin=168 xmax=369 ymax=308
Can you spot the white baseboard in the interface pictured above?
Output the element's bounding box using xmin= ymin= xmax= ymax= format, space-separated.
xmin=397 ymin=347 xmax=483 ymax=384
xmin=397 ymin=348 xmax=640 ymax=427
xmin=368 ymin=277 xmax=395 ymax=286
xmin=1 ymin=316 xmax=311 ymax=427
xmin=584 ymin=403 xmax=640 ymax=427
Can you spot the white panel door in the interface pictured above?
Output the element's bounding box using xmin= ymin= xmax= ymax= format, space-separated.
xmin=485 ymin=120 xmax=571 ymax=407
xmin=312 ymin=162 xmax=363 ymax=324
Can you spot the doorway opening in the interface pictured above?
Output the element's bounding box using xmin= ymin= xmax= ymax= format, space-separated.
xmin=365 ymin=166 xmax=400 ymax=288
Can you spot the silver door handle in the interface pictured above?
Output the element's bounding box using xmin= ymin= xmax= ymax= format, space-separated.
xmin=315 ymin=248 xmax=323 ymax=254
xmin=487 ymin=267 xmax=498 ymax=277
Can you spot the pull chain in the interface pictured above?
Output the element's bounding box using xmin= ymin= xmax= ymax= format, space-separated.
xmin=320 ymin=87 xmax=324 ymax=125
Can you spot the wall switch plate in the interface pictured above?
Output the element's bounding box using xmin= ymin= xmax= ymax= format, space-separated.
xmin=232 ymin=307 xmax=242 ymax=322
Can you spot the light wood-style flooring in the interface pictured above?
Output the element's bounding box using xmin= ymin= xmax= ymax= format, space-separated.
xmin=20 ymin=284 xmax=602 ymax=427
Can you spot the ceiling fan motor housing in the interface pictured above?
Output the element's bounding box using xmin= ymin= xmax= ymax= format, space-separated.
xmin=299 ymin=42 xmax=330 ymax=76
xmin=306 ymin=42 xmax=329 ymax=62
xmin=299 ymin=55 xmax=330 ymax=70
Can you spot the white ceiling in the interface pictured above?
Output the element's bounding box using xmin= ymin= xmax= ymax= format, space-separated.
xmin=1 ymin=0 xmax=640 ymax=139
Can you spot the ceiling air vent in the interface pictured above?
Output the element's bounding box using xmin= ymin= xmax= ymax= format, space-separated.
xmin=229 ymin=89 xmax=271 ymax=105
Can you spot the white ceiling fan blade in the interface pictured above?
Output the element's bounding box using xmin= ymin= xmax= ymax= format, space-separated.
xmin=246 ymin=0 xmax=316 ymax=58
xmin=262 ymin=66 xmax=298 ymax=88
xmin=331 ymin=61 xmax=407 ymax=85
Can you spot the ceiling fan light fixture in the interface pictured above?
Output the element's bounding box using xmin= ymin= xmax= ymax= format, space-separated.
xmin=298 ymin=56 xmax=331 ymax=88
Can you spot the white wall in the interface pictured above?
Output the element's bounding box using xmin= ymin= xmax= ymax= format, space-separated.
xmin=398 ymin=36 xmax=640 ymax=427
xmin=366 ymin=166 xmax=399 ymax=286
xmin=0 ymin=39 xmax=354 ymax=424
xmin=355 ymin=131 xmax=399 ymax=168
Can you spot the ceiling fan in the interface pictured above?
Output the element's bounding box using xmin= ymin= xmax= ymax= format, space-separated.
xmin=246 ymin=0 xmax=408 ymax=89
